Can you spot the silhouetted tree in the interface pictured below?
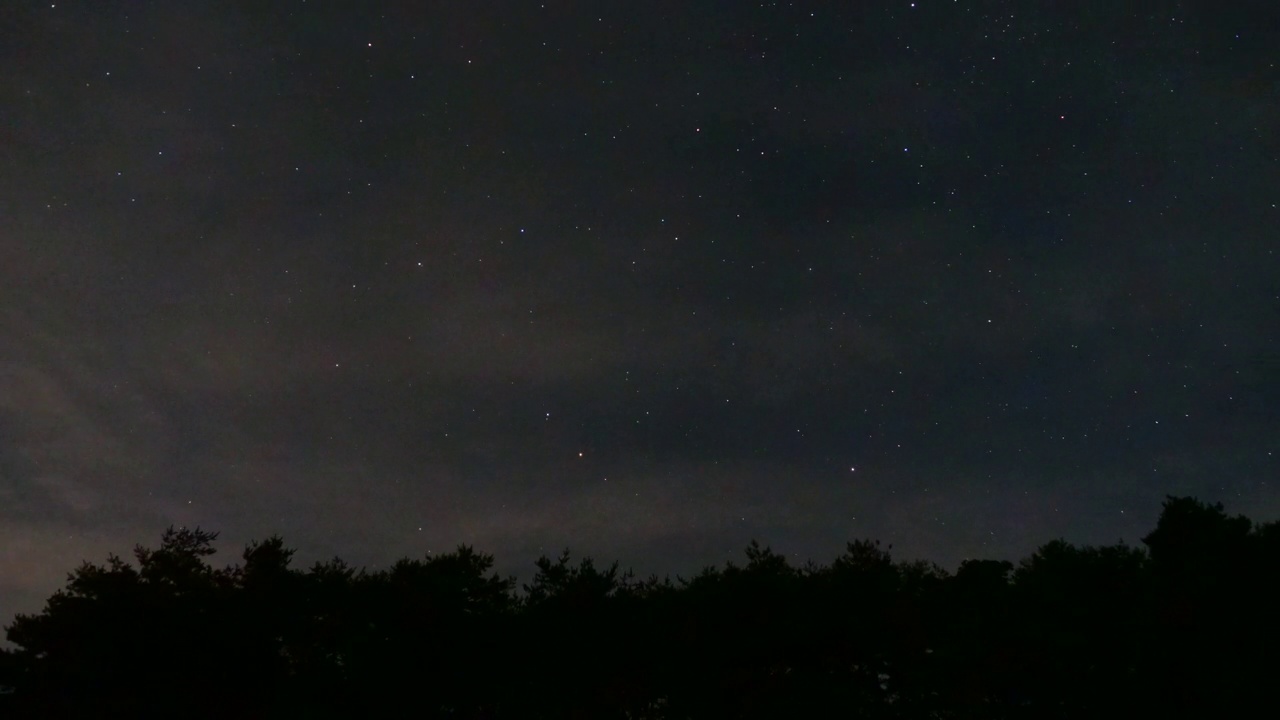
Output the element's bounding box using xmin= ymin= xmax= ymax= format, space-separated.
xmin=1010 ymin=540 xmax=1147 ymax=714
xmin=4 ymin=527 xmax=241 ymax=717
xmin=1140 ymin=496 xmax=1274 ymax=714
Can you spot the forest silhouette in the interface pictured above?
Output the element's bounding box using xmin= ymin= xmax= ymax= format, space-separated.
xmin=2 ymin=496 xmax=1277 ymax=718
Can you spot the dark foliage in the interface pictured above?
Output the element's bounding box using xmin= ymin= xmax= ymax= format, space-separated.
xmin=3 ymin=496 xmax=1277 ymax=718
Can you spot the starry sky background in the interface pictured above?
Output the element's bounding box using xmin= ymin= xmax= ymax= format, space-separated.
xmin=2 ymin=1 xmax=1278 ymax=622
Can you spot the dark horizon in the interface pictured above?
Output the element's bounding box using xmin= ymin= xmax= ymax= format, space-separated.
xmin=3 ymin=496 xmax=1277 ymax=717
xmin=2 ymin=1 xmax=1277 ymax=630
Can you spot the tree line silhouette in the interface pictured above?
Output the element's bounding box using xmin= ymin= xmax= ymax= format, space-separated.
xmin=1 ymin=495 xmax=1277 ymax=718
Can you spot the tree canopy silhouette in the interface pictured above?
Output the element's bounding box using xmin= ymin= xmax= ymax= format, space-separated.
xmin=2 ymin=496 xmax=1277 ymax=718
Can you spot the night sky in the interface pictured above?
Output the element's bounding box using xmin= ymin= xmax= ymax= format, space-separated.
xmin=3 ymin=1 xmax=1278 ymax=621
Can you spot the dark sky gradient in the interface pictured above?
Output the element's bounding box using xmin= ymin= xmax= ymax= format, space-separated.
xmin=2 ymin=1 xmax=1278 ymax=622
